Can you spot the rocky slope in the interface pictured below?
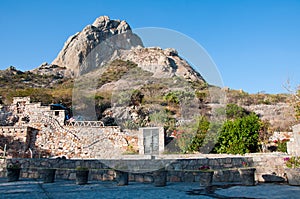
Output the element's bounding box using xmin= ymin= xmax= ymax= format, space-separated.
xmin=0 ymin=66 xmax=65 ymax=88
xmin=114 ymin=47 xmax=205 ymax=82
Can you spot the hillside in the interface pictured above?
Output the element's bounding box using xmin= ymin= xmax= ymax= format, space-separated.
xmin=0 ymin=15 xmax=297 ymax=136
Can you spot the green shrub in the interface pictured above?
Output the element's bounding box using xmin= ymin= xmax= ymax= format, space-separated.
xmin=195 ymin=90 xmax=207 ymax=102
xmin=226 ymin=104 xmax=249 ymax=119
xmin=276 ymin=139 xmax=289 ymax=153
xmin=214 ymin=113 xmax=261 ymax=154
xmin=163 ymin=92 xmax=180 ymax=105
xmin=173 ymin=116 xmax=213 ymax=153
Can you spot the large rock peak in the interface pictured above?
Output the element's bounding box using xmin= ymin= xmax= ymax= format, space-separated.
xmin=52 ymin=16 xmax=143 ymax=76
xmin=51 ymin=16 xmax=205 ymax=84
xmin=91 ymin=16 xmax=130 ymax=33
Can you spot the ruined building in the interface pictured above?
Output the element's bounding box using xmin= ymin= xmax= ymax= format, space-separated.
xmin=0 ymin=97 xmax=137 ymax=159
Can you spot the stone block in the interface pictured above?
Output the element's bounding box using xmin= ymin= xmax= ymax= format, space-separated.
xmin=173 ymin=163 xmax=182 ymax=171
xmin=183 ymin=172 xmax=194 ymax=182
xmin=195 ymin=175 xmax=200 ymax=182
xmin=135 ymin=174 xmax=144 ymax=182
xmin=69 ymin=172 xmax=76 ymax=180
xmin=107 ymin=169 xmax=115 ymax=175
xmin=222 ymin=163 xmax=233 ymax=168
xmin=209 ymin=159 xmax=220 ymax=167
xmin=169 ymin=175 xmax=181 ymax=182
xmin=231 ymin=158 xmax=243 ymax=167
xmin=102 ymin=173 xmax=113 ymax=181
xmin=144 ymin=175 xmax=153 ymax=183
xmin=129 ymin=174 xmax=135 ymax=181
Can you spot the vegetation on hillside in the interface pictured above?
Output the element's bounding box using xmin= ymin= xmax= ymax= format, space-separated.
xmin=167 ymin=104 xmax=264 ymax=155
xmin=97 ymin=60 xmax=139 ymax=88
xmin=0 ymin=61 xmax=295 ymax=155
xmin=0 ymin=66 xmax=72 ymax=105
xmin=225 ymin=89 xmax=289 ymax=105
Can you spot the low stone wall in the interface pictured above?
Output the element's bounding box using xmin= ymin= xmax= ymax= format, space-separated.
xmin=0 ymin=153 xmax=289 ymax=183
xmin=0 ymin=156 xmax=250 ymax=183
xmin=251 ymin=153 xmax=288 ymax=182
xmin=33 ymin=126 xmax=137 ymax=159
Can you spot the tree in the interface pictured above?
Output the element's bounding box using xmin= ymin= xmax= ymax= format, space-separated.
xmin=216 ymin=103 xmax=249 ymax=120
xmin=187 ymin=116 xmax=210 ymax=152
xmin=174 ymin=116 xmax=211 ymax=153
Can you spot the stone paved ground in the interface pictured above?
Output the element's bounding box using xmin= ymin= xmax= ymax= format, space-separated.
xmin=1 ymin=178 xmax=300 ymax=199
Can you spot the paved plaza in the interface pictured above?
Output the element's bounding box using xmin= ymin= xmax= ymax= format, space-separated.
xmin=1 ymin=178 xmax=300 ymax=199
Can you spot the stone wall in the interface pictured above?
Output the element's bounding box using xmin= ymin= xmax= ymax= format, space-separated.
xmin=0 ymin=157 xmax=247 ymax=183
xmin=244 ymin=103 xmax=295 ymax=131
xmin=0 ymin=97 xmax=136 ymax=159
xmin=27 ymin=126 xmax=135 ymax=159
xmin=0 ymin=125 xmax=135 ymax=159
xmin=67 ymin=126 xmax=136 ymax=159
xmin=0 ymin=127 xmax=29 ymax=157
xmin=251 ymin=153 xmax=287 ymax=182
xmin=287 ymin=124 xmax=300 ymax=155
xmin=0 ymin=154 xmax=289 ymax=183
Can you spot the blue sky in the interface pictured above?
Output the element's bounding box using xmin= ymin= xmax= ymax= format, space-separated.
xmin=0 ymin=0 xmax=300 ymax=94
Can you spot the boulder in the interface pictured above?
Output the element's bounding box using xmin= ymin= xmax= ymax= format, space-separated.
xmin=262 ymin=174 xmax=285 ymax=183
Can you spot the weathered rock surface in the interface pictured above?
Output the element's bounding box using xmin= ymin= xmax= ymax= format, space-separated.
xmin=52 ymin=16 xmax=143 ymax=76
xmin=30 ymin=62 xmax=68 ymax=78
xmin=114 ymin=47 xmax=205 ymax=82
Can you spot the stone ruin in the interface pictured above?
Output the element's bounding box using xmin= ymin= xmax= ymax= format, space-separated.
xmin=287 ymin=124 xmax=300 ymax=155
xmin=1 ymin=96 xmax=300 ymax=160
xmin=0 ymin=97 xmax=143 ymax=159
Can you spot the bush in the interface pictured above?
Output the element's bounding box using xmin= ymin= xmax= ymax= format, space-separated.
xmin=163 ymin=92 xmax=180 ymax=105
xmin=214 ymin=113 xmax=261 ymax=154
xmin=216 ymin=103 xmax=249 ymax=120
xmin=276 ymin=139 xmax=289 ymax=153
xmin=97 ymin=59 xmax=138 ymax=88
